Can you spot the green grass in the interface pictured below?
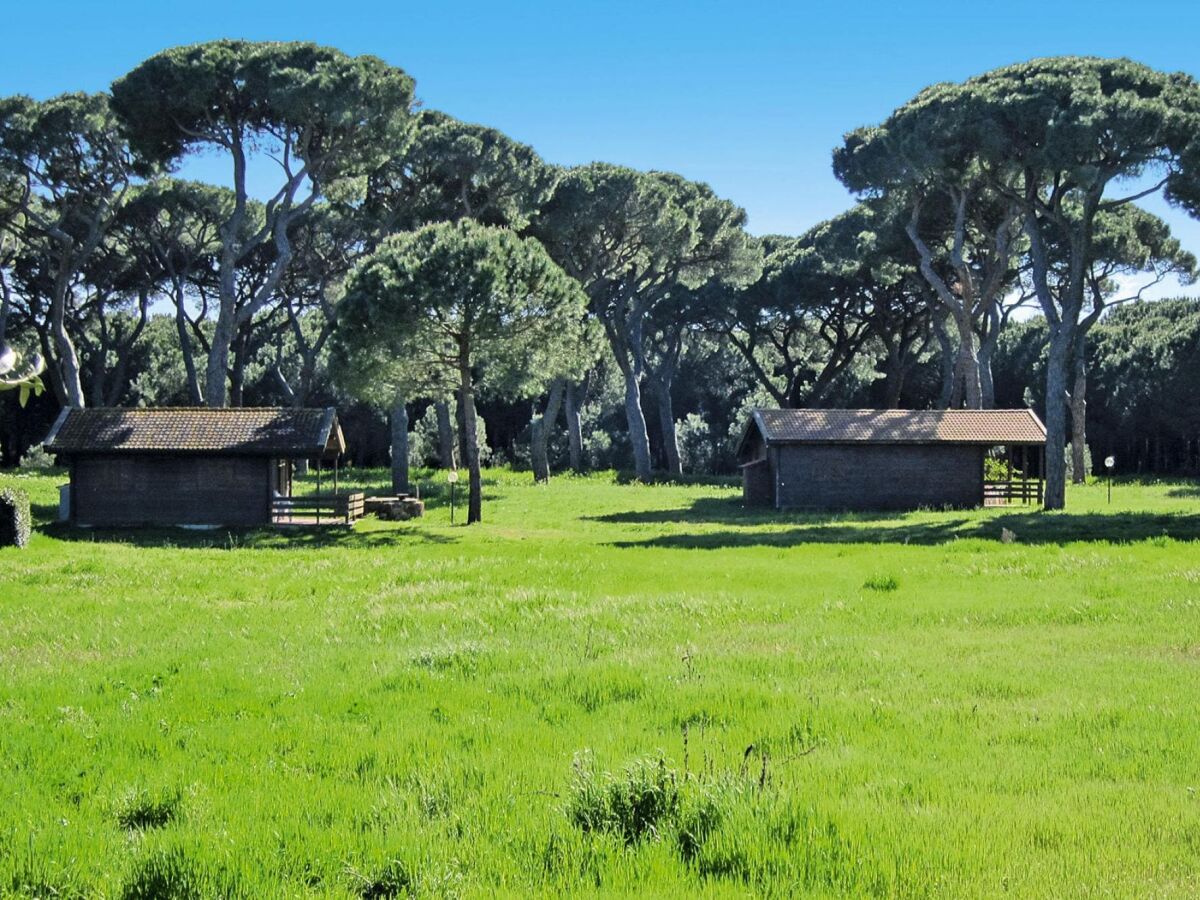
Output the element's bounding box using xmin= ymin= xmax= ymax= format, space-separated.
xmin=1 ymin=467 xmax=1199 ymax=897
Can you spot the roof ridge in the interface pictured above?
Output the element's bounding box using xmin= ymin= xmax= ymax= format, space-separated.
xmin=748 ymin=406 xmax=1047 ymax=445
xmin=44 ymin=407 xmax=342 ymax=457
xmin=756 ymin=407 xmax=1037 ymax=414
xmin=69 ymin=406 xmax=329 ymax=412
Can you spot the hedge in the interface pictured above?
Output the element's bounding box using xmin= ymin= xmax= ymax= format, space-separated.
xmin=0 ymin=487 xmax=32 ymax=548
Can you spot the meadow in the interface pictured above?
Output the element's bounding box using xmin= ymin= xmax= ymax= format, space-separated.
xmin=2 ymin=468 xmax=1200 ymax=898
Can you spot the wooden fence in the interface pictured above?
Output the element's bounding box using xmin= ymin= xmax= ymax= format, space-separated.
xmin=983 ymin=480 xmax=1043 ymax=506
xmin=272 ymin=491 xmax=365 ymax=525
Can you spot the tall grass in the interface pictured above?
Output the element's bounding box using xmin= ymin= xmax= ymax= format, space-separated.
xmin=1 ymin=468 xmax=1199 ymax=896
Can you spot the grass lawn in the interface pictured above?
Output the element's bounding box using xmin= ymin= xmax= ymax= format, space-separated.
xmin=2 ymin=468 xmax=1200 ymax=897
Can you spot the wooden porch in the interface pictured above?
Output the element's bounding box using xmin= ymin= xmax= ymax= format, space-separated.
xmin=270 ymin=452 xmax=365 ymax=526
xmin=272 ymin=491 xmax=365 ymax=526
xmin=983 ymin=443 xmax=1046 ymax=507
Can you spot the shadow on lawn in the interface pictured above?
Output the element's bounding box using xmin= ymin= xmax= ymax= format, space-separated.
xmin=40 ymin=520 xmax=457 ymax=550
xmin=595 ymin=497 xmax=1200 ymax=548
xmin=1166 ymin=484 xmax=1200 ymax=498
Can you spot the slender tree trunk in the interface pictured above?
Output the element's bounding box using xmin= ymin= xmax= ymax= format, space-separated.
xmin=953 ymin=310 xmax=983 ymax=409
xmin=88 ymin=339 xmax=106 ymax=407
xmin=882 ymin=366 xmax=906 ymax=409
xmin=458 ymin=358 xmax=483 ymax=524
xmin=1042 ymin=329 xmax=1072 ymax=510
xmin=531 ymin=377 xmax=565 ymax=483
xmin=1070 ymin=335 xmax=1088 ymax=484
xmin=564 ymin=380 xmax=585 ymax=473
xmin=978 ymin=337 xmax=997 ymax=410
xmin=50 ymin=269 xmax=85 ymax=407
xmin=652 ymin=378 xmax=682 ymax=476
xmin=934 ymin=319 xmax=956 ymax=409
xmin=36 ymin=328 xmax=67 ymax=406
xmin=390 ymin=396 xmax=409 ymax=495
xmin=205 ymin=255 xmax=237 ymax=406
xmin=279 ymin=357 xmax=309 ymax=474
xmin=0 ymin=271 xmax=10 ymax=347
xmin=435 ymin=400 xmax=455 ymax=469
xmin=621 ymin=369 xmax=653 ymax=481
xmin=228 ymin=330 xmax=250 ymax=408
xmin=174 ymin=284 xmax=204 ymax=405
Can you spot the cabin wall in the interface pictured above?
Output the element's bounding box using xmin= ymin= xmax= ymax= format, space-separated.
xmin=71 ymin=455 xmax=271 ymax=526
xmin=741 ymin=458 xmax=773 ymax=506
xmin=774 ymin=443 xmax=985 ymax=511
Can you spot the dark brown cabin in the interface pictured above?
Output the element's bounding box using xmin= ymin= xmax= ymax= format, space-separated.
xmin=44 ymin=407 xmax=363 ymax=527
xmin=737 ymin=408 xmax=1048 ymax=511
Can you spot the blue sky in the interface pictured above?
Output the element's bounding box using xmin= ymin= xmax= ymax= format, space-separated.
xmin=5 ymin=0 xmax=1200 ymax=292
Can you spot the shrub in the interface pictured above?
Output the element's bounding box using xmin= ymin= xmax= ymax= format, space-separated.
xmin=115 ymin=788 xmax=180 ymax=830
xmin=675 ymin=785 xmax=727 ymax=862
xmin=863 ymin=575 xmax=899 ymax=592
xmin=567 ymin=754 xmax=680 ymax=845
xmin=18 ymin=444 xmax=55 ymax=470
xmin=119 ymin=846 xmax=243 ymax=900
xmin=354 ymin=859 xmax=414 ymax=899
xmin=676 ymin=413 xmax=716 ymax=474
xmin=407 ymin=401 xmax=490 ymax=469
xmin=0 ymin=487 xmax=32 ymax=549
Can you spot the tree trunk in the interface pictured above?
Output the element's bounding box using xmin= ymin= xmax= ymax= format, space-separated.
xmin=878 ymin=344 xmax=906 ymax=409
xmin=174 ymin=283 xmax=204 ymax=405
xmin=1042 ymin=330 xmax=1072 ymax=510
xmin=1070 ymin=335 xmax=1088 ymax=484
xmin=50 ymin=269 xmax=85 ymax=407
xmin=652 ymin=378 xmax=682 ymax=476
xmin=205 ymin=257 xmax=237 ymax=407
xmin=531 ymin=377 xmax=565 ymax=483
xmin=953 ymin=309 xmax=983 ymax=409
xmin=88 ymin=338 xmax=107 ymax=407
xmin=564 ymin=380 xmax=585 ymax=473
xmin=457 ymin=362 xmax=483 ymax=524
xmin=228 ymin=330 xmax=250 ymax=408
xmin=622 ymin=369 xmax=653 ymax=481
xmin=390 ymin=397 xmax=409 ymax=495
xmin=933 ymin=319 xmax=956 ymax=409
xmin=978 ymin=337 xmax=997 ymax=410
xmin=882 ymin=368 xmax=905 ymax=409
xmin=435 ymin=400 xmax=455 ymax=469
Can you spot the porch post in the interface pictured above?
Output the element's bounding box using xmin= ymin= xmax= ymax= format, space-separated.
xmin=1038 ymin=445 xmax=1045 ymax=507
xmin=1021 ymin=445 xmax=1029 ymax=504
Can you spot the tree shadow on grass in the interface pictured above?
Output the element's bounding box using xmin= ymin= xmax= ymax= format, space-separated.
xmin=30 ymin=501 xmax=58 ymax=522
xmin=1166 ymin=484 xmax=1200 ymax=498
xmin=39 ymin=520 xmax=458 ymax=550
xmin=595 ymin=496 xmax=1200 ymax=548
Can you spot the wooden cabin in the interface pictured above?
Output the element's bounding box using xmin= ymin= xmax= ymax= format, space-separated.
xmin=738 ymin=408 xmax=1048 ymax=511
xmin=44 ymin=407 xmax=363 ymax=527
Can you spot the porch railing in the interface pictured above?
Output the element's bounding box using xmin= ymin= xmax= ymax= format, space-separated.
xmin=984 ymin=480 xmax=1043 ymax=505
xmin=272 ymin=491 xmax=365 ymax=525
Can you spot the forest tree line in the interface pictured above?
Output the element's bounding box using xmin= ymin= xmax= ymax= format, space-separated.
xmin=2 ymin=44 xmax=1200 ymax=514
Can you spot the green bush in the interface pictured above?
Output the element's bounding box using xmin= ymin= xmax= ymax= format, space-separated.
xmin=114 ymin=788 xmax=181 ymax=830
xmin=984 ymin=455 xmax=1029 ymax=481
xmin=568 ymin=754 xmax=680 ymax=845
xmin=18 ymin=445 xmax=55 ymax=470
xmin=676 ymin=413 xmax=716 ymax=474
xmin=0 ymin=487 xmax=31 ymax=548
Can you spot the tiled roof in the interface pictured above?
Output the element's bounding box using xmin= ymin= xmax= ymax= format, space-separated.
xmin=751 ymin=408 xmax=1046 ymax=445
xmin=43 ymin=408 xmax=342 ymax=457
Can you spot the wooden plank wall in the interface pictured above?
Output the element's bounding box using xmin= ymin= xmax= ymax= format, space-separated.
xmin=72 ymin=455 xmax=272 ymax=526
xmin=774 ymin=444 xmax=986 ymax=511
